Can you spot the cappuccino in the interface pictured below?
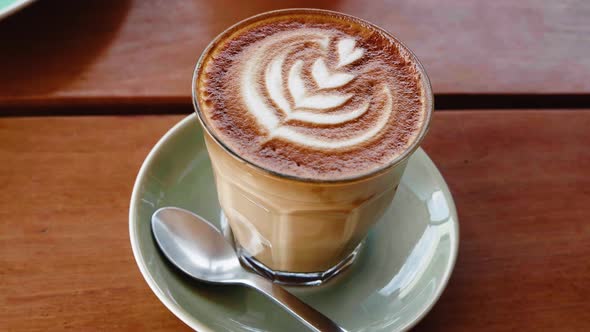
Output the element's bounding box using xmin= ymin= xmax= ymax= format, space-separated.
xmin=196 ymin=10 xmax=428 ymax=180
xmin=193 ymin=9 xmax=432 ymax=284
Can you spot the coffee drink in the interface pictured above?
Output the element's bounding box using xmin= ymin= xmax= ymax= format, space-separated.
xmin=193 ymin=9 xmax=432 ymax=284
xmin=197 ymin=10 xmax=427 ymax=180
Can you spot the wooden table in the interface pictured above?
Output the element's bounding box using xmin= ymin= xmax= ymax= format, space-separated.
xmin=1 ymin=1 xmax=589 ymax=331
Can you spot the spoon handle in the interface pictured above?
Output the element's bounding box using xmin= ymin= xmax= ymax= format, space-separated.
xmin=243 ymin=274 xmax=346 ymax=332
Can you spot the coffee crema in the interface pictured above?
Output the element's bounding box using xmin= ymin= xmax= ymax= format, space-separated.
xmin=196 ymin=10 xmax=429 ymax=180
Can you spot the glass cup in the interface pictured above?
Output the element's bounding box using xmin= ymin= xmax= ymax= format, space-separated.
xmin=192 ymin=9 xmax=433 ymax=286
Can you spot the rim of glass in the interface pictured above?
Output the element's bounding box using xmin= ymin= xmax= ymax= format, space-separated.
xmin=191 ymin=8 xmax=434 ymax=184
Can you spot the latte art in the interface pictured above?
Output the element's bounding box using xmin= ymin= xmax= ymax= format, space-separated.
xmin=242 ymin=31 xmax=393 ymax=149
xmin=196 ymin=10 xmax=430 ymax=180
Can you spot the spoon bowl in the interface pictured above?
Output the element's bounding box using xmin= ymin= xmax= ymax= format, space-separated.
xmin=152 ymin=207 xmax=244 ymax=283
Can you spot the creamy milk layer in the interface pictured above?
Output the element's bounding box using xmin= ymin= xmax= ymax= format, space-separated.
xmin=197 ymin=11 xmax=427 ymax=180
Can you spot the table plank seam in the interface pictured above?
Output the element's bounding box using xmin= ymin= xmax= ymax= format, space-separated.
xmin=2 ymin=94 xmax=590 ymax=117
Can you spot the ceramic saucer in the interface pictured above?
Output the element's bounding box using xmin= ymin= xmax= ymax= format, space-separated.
xmin=0 ymin=0 xmax=35 ymax=20
xmin=129 ymin=114 xmax=459 ymax=332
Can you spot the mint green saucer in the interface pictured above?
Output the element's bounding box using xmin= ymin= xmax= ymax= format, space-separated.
xmin=129 ymin=114 xmax=459 ymax=332
xmin=0 ymin=0 xmax=35 ymax=20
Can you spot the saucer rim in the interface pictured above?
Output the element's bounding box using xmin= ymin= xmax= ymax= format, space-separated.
xmin=402 ymin=149 xmax=460 ymax=331
xmin=129 ymin=114 xmax=459 ymax=332
xmin=0 ymin=0 xmax=36 ymax=21
xmin=129 ymin=115 xmax=214 ymax=332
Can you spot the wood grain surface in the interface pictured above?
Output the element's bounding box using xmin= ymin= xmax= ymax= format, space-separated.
xmin=1 ymin=111 xmax=589 ymax=331
xmin=0 ymin=116 xmax=188 ymax=331
xmin=1 ymin=0 xmax=590 ymax=108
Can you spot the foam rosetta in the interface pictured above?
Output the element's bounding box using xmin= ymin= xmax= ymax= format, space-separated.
xmin=241 ymin=30 xmax=393 ymax=149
